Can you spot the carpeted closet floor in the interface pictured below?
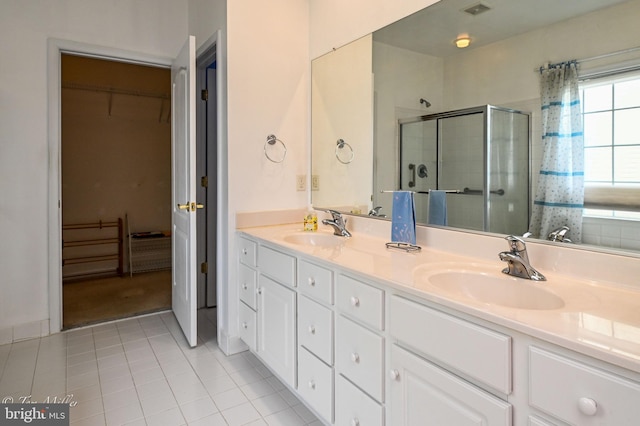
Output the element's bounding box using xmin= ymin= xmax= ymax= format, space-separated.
xmin=63 ymin=270 xmax=172 ymax=329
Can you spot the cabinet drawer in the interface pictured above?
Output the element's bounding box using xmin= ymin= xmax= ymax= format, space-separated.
xmin=337 ymin=275 xmax=384 ymax=331
xmin=298 ymin=295 xmax=333 ymax=365
xmin=238 ymin=301 xmax=256 ymax=351
xmin=298 ymin=347 xmax=333 ymax=424
xmin=299 ymin=259 xmax=333 ymax=305
xmin=529 ymin=347 xmax=640 ymax=425
xmin=389 ymin=344 xmax=511 ymax=426
xmin=238 ymin=264 xmax=257 ymax=309
xmin=238 ymin=237 xmax=257 ymax=267
xmin=258 ymin=245 xmax=296 ymax=287
xmin=335 ymin=374 xmax=383 ymax=426
xmin=389 ymin=295 xmax=511 ymax=394
xmin=336 ymin=315 xmax=384 ymax=402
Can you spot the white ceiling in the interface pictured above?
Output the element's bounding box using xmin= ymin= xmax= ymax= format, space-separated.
xmin=373 ymin=0 xmax=631 ymax=57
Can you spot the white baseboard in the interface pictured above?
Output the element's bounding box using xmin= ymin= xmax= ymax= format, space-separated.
xmin=0 ymin=319 xmax=50 ymax=345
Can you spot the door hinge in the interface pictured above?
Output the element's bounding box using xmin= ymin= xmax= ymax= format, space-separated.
xmin=201 ymin=262 xmax=208 ymax=274
xmin=201 ymin=89 xmax=208 ymax=101
xmin=201 ymin=176 xmax=208 ymax=188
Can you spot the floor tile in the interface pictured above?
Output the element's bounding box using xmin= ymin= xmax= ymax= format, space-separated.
xmin=144 ymin=406 xmax=186 ymax=426
xmin=211 ymin=388 xmax=248 ymax=411
xmin=221 ymin=401 xmax=261 ymax=426
xmin=0 ymin=310 xmax=320 ymax=426
xmin=104 ymin=401 xmax=144 ymax=426
xmin=188 ymin=412 xmax=227 ymax=426
xmin=263 ymin=407 xmax=306 ymax=426
xmin=251 ymin=393 xmax=289 ymax=417
xmin=179 ymin=396 xmax=219 ymax=423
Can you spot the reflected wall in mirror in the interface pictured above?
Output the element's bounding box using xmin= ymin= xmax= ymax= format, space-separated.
xmin=311 ymin=35 xmax=373 ymax=214
xmin=311 ymin=0 xmax=640 ymax=253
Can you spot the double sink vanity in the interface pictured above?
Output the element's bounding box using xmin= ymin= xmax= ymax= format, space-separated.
xmin=235 ymin=216 xmax=640 ymax=425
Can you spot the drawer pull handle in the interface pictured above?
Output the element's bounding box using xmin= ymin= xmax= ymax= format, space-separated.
xmin=308 ymin=277 xmax=316 ymax=287
xmin=351 ymin=353 xmax=360 ymax=363
xmin=242 ymin=248 xmax=248 ymax=255
xmin=242 ymin=283 xmax=248 ymax=290
xmin=350 ymin=419 xmax=360 ymax=426
xmin=308 ymin=325 xmax=316 ymax=334
xmin=389 ymin=369 xmax=400 ymax=381
xmin=257 ymin=288 xmax=262 ymax=295
xmin=308 ymin=380 xmax=316 ymax=390
xmin=350 ymin=296 xmax=360 ymax=307
xmin=242 ymin=322 xmax=248 ymax=329
xmin=578 ymin=397 xmax=598 ymax=416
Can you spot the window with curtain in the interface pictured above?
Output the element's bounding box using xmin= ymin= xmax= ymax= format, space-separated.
xmin=581 ymin=70 xmax=640 ymax=219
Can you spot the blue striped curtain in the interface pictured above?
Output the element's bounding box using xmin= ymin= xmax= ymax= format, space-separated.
xmin=529 ymin=61 xmax=584 ymax=242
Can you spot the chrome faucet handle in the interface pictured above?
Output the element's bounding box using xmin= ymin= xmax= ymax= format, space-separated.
xmin=325 ymin=209 xmax=342 ymax=220
xmin=368 ymin=206 xmax=382 ymax=216
xmin=548 ymin=225 xmax=570 ymax=242
xmin=505 ymin=235 xmax=526 ymax=252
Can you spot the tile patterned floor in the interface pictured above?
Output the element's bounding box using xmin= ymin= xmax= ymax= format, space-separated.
xmin=0 ymin=310 xmax=322 ymax=426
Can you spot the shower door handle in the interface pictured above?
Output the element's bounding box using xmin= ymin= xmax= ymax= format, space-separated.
xmin=408 ymin=164 xmax=416 ymax=187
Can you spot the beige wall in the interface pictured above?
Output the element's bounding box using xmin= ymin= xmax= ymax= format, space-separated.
xmin=0 ymin=0 xmax=187 ymax=339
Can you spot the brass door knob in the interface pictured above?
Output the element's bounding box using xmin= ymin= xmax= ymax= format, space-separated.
xmin=177 ymin=203 xmax=190 ymax=210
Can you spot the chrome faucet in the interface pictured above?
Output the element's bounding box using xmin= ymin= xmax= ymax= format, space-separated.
xmin=368 ymin=206 xmax=386 ymax=217
xmin=547 ymin=225 xmax=572 ymax=243
xmin=499 ymin=235 xmax=546 ymax=281
xmin=322 ymin=210 xmax=352 ymax=237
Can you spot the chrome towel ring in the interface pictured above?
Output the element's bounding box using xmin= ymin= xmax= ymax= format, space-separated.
xmin=335 ymin=139 xmax=354 ymax=164
xmin=264 ymin=134 xmax=287 ymax=163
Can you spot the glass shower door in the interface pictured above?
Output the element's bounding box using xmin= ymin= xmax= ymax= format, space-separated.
xmin=400 ymin=120 xmax=437 ymax=223
xmin=487 ymin=108 xmax=530 ymax=235
xmin=439 ymin=112 xmax=485 ymax=231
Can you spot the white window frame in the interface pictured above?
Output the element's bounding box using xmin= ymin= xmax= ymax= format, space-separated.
xmin=580 ymin=69 xmax=640 ymax=219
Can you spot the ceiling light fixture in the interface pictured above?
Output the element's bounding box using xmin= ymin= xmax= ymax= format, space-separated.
xmin=455 ymin=35 xmax=471 ymax=48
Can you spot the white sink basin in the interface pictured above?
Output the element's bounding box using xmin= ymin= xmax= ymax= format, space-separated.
xmin=283 ymin=232 xmax=345 ymax=248
xmin=415 ymin=265 xmax=565 ymax=310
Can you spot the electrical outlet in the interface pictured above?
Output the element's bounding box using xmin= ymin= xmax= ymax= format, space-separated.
xmin=296 ymin=175 xmax=306 ymax=191
xmin=311 ymin=175 xmax=320 ymax=191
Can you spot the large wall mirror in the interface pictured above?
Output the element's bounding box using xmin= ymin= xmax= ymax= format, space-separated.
xmin=311 ymin=0 xmax=640 ymax=255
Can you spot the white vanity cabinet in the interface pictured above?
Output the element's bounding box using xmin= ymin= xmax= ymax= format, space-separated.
xmin=237 ymin=236 xmax=297 ymax=389
xmin=236 ymin=230 xmax=640 ymax=426
xmin=388 ymin=295 xmax=512 ymax=425
xmin=238 ymin=237 xmax=258 ymax=351
xmin=528 ymin=347 xmax=640 ymax=425
xmin=256 ymin=246 xmax=297 ymax=389
xmin=389 ymin=344 xmax=512 ymax=425
xmin=335 ymin=274 xmax=385 ymax=424
xmin=297 ymin=259 xmax=335 ymax=423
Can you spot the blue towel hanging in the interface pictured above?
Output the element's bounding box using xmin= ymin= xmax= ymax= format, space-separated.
xmin=391 ymin=191 xmax=416 ymax=244
xmin=428 ymin=190 xmax=448 ymax=226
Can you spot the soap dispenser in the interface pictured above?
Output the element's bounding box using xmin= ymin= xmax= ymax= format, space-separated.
xmin=304 ymin=209 xmax=318 ymax=231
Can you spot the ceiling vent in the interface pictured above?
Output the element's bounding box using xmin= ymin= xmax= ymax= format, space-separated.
xmin=463 ymin=3 xmax=491 ymax=16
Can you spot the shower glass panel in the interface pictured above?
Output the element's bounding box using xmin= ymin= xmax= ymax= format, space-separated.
xmin=399 ymin=120 xmax=437 ymax=218
xmin=440 ymin=112 xmax=485 ymax=231
xmin=488 ymin=108 xmax=530 ymax=234
xmin=399 ymin=105 xmax=530 ymax=233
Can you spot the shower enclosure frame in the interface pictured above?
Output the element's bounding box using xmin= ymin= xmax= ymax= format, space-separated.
xmin=398 ymin=104 xmax=532 ymax=233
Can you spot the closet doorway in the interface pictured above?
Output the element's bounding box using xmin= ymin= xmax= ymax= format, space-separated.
xmin=61 ymin=54 xmax=173 ymax=329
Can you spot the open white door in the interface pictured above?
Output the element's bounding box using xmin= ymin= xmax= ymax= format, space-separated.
xmin=172 ymin=35 xmax=198 ymax=347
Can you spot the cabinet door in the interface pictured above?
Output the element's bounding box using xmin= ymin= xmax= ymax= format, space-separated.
xmin=389 ymin=344 xmax=512 ymax=426
xmin=257 ymin=274 xmax=297 ymax=388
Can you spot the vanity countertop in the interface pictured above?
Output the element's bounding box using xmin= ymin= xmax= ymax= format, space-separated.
xmin=239 ymin=224 xmax=640 ymax=374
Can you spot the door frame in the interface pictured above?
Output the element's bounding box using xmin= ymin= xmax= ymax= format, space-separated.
xmin=47 ymin=39 xmax=174 ymax=333
xmin=195 ymin=39 xmax=218 ymax=309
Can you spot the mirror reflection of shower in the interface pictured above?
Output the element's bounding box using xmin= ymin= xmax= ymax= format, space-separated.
xmin=397 ymin=105 xmax=530 ymax=234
